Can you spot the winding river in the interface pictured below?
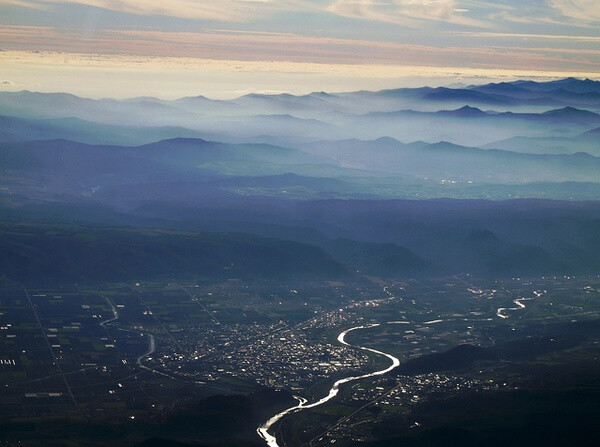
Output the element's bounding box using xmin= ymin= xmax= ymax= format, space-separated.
xmin=257 ymin=323 xmax=400 ymax=447
xmin=496 ymin=290 xmax=545 ymax=319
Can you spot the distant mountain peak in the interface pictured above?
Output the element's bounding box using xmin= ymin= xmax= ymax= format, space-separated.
xmin=571 ymin=151 xmax=596 ymax=159
xmin=452 ymin=105 xmax=487 ymax=116
xmin=427 ymin=140 xmax=464 ymax=150
xmin=374 ymin=136 xmax=402 ymax=144
xmin=180 ymin=94 xmax=210 ymax=101
xmin=145 ymin=137 xmax=209 ymax=147
xmin=543 ymin=106 xmax=597 ymax=117
xmin=580 ymin=126 xmax=600 ymax=137
xmin=560 ymin=77 xmax=597 ymax=84
xmin=510 ymin=77 xmax=600 ymax=94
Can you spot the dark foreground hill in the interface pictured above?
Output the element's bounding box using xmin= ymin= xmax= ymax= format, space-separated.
xmin=0 ymin=223 xmax=348 ymax=284
xmin=0 ymin=388 xmax=294 ymax=447
xmin=4 ymin=196 xmax=600 ymax=280
xmin=0 ymin=221 xmax=435 ymax=284
xmin=364 ymin=319 xmax=600 ymax=447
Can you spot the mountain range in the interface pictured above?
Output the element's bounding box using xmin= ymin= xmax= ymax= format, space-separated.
xmin=2 ymin=78 xmax=600 ymax=282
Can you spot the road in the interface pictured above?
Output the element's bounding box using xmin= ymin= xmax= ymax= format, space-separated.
xmin=23 ymin=287 xmax=86 ymax=420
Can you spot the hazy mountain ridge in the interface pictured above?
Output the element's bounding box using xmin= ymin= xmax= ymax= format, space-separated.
xmin=2 ymin=135 xmax=600 ymax=203
xmin=299 ymin=137 xmax=600 ymax=182
xmin=2 ymin=78 xmax=599 ymax=148
xmin=0 ymin=114 xmax=206 ymax=146
xmin=1 ymin=78 xmax=600 ymax=280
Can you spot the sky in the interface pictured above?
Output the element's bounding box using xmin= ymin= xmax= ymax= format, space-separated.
xmin=1 ymin=0 xmax=600 ymax=99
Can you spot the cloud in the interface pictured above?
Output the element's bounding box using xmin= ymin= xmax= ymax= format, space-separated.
xmin=455 ymin=31 xmax=600 ymax=42
xmin=2 ymin=48 xmax=599 ymax=100
xmin=394 ymin=0 xmax=456 ymax=19
xmin=1 ymin=79 xmax=16 ymax=85
xmin=328 ymin=0 xmax=415 ymax=25
xmin=475 ymin=1 xmax=600 ymax=26
xmin=11 ymin=0 xmax=485 ymax=26
xmin=2 ymin=0 xmax=48 ymax=9
xmin=328 ymin=0 xmax=485 ymax=27
xmin=550 ymin=0 xmax=600 ymax=22
xmin=12 ymin=0 xmax=323 ymax=22
xmin=2 ymin=26 xmax=598 ymax=74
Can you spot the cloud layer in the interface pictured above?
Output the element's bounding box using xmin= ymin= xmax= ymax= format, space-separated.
xmin=1 ymin=25 xmax=598 ymax=73
xmin=3 ymin=49 xmax=598 ymax=99
xmin=1 ymin=0 xmax=599 ymax=98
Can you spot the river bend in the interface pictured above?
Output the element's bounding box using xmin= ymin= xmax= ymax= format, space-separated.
xmin=257 ymin=323 xmax=400 ymax=447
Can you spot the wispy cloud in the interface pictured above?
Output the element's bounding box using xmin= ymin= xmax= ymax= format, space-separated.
xmin=7 ymin=0 xmax=600 ymax=32
xmin=454 ymin=31 xmax=600 ymax=42
xmin=3 ymin=0 xmax=48 ymax=9
xmin=11 ymin=0 xmax=485 ymax=26
xmin=394 ymin=0 xmax=456 ymax=20
xmin=4 ymin=49 xmax=599 ymax=79
xmin=550 ymin=0 xmax=600 ymax=22
xmin=461 ymin=0 xmax=600 ymax=27
xmin=328 ymin=0 xmax=486 ymax=27
xmin=1 ymin=25 xmax=598 ymax=73
xmin=9 ymin=0 xmax=326 ymax=22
